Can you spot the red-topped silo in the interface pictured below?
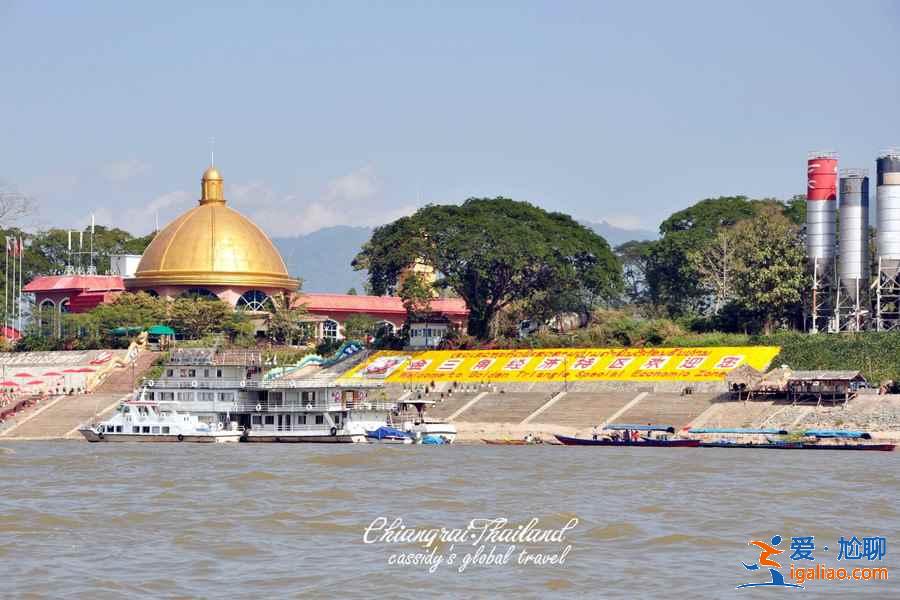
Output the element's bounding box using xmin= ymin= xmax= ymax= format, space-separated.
xmin=806 ymin=151 xmax=838 ymax=332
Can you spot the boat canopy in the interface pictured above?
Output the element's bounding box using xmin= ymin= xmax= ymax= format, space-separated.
xmin=366 ymin=426 xmax=411 ymax=440
xmin=607 ymin=424 xmax=675 ymax=433
xmin=803 ymin=429 xmax=871 ymax=439
xmin=689 ymin=427 xmax=788 ymax=435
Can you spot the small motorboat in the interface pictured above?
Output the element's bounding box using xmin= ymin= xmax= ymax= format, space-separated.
xmin=366 ymin=426 xmax=413 ymax=444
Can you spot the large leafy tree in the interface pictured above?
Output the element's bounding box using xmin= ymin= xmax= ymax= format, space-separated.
xmin=615 ymin=240 xmax=654 ymax=308
xmin=645 ymin=196 xmax=764 ymax=316
xmin=353 ymin=197 xmax=622 ymax=339
xmin=731 ymin=205 xmax=806 ymax=333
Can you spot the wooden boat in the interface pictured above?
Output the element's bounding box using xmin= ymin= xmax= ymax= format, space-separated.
xmin=554 ymin=434 xmax=700 ymax=447
xmin=482 ymin=438 xmax=543 ymax=445
xmin=699 ymin=440 xmax=895 ymax=451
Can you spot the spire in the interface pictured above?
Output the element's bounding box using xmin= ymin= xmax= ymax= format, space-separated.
xmin=200 ymin=165 xmax=225 ymax=205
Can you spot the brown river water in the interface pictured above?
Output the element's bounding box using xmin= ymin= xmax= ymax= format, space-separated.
xmin=0 ymin=442 xmax=896 ymax=599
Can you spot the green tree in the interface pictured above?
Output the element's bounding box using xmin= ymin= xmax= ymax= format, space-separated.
xmin=615 ymin=240 xmax=654 ymax=308
xmin=645 ymin=196 xmax=759 ymax=316
xmin=399 ymin=272 xmax=433 ymax=320
xmin=168 ymin=298 xmax=235 ymax=339
xmin=342 ymin=313 xmax=377 ymax=340
xmin=731 ymin=205 xmax=806 ymax=333
xmin=687 ymin=228 xmax=737 ymax=314
xmin=265 ymin=292 xmax=310 ymax=345
xmin=354 ymin=198 xmax=622 ymax=339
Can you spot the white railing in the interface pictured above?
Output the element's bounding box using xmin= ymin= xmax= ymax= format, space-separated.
xmin=234 ymin=400 xmax=396 ymax=412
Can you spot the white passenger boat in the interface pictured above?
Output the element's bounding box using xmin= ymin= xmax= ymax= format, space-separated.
xmin=79 ymin=394 xmax=241 ymax=443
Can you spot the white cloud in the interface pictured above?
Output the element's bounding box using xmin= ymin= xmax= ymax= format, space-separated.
xmin=100 ymin=159 xmax=151 ymax=183
xmin=93 ymin=190 xmax=193 ymax=234
xmin=599 ymin=214 xmax=646 ymax=230
xmin=231 ymin=165 xmax=418 ymax=236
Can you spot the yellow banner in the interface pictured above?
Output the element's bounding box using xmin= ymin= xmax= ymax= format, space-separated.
xmin=342 ymin=346 xmax=780 ymax=383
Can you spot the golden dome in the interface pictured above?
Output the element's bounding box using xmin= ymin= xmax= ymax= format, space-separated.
xmin=127 ymin=167 xmax=298 ymax=290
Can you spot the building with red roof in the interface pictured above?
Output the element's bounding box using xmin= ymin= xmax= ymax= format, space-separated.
xmin=295 ymin=293 xmax=468 ymax=342
xmin=23 ymin=275 xmax=126 ymax=328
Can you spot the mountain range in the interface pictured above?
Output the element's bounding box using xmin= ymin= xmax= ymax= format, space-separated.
xmin=272 ymin=221 xmax=656 ymax=294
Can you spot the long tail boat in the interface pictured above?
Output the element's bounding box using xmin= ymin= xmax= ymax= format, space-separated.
xmin=555 ymin=424 xmax=700 ymax=447
xmin=693 ymin=428 xmax=895 ymax=451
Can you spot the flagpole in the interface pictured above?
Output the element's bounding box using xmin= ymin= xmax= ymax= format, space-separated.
xmin=4 ymin=238 xmax=8 ymax=334
xmin=10 ymin=237 xmax=16 ymax=335
xmin=18 ymin=237 xmax=23 ymax=334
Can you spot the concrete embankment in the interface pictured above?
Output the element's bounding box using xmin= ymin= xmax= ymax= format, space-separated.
xmin=0 ymin=351 xmax=160 ymax=441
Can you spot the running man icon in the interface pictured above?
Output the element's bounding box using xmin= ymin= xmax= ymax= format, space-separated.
xmin=736 ymin=536 xmax=804 ymax=589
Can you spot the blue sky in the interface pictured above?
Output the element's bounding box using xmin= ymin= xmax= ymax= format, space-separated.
xmin=2 ymin=1 xmax=899 ymax=238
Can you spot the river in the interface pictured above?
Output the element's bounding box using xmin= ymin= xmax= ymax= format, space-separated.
xmin=0 ymin=442 xmax=895 ymax=598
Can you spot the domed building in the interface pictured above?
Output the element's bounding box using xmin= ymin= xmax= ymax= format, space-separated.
xmin=124 ymin=166 xmax=299 ymax=309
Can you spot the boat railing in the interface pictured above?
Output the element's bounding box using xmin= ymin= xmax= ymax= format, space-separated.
xmin=233 ymin=400 xmax=396 ymax=412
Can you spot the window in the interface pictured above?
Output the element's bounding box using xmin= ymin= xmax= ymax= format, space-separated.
xmin=142 ymin=426 xmax=150 ymax=433
xmin=219 ymin=392 xmax=235 ymax=402
xmin=203 ymin=369 xmax=210 ymax=378
xmin=199 ymin=392 xmax=215 ymax=401
xmin=269 ymin=392 xmax=283 ymax=406
xmin=151 ymin=426 xmax=160 ymax=434
xmin=315 ymin=415 xmax=324 ymax=425
xmin=375 ymin=321 xmax=395 ymax=338
xmin=181 ymin=288 xmax=218 ymax=300
xmin=38 ymin=299 xmax=55 ymax=336
xmin=116 ymin=426 xmax=123 ymax=433
xmin=264 ymin=415 xmax=275 ymax=425
xmin=297 ymin=415 xmax=306 ymax=425
xmin=251 ymin=415 xmax=262 ymax=425
xmin=216 ymin=369 xmax=223 ymax=378
xmin=160 ymin=392 xmax=174 ymax=401
xmin=188 ymin=369 xmax=196 ymax=377
xmin=162 ymin=426 xmax=170 ymax=434
xmin=133 ymin=426 xmax=139 ymax=433
xmin=176 ymin=391 xmax=193 ymax=402
xmin=323 ymin=319 xmax=339 ymax=341
xmin=166 ymin=369 xmax=174 ymax=377
xmin=237 ymin=290 xmax=272 ymax=312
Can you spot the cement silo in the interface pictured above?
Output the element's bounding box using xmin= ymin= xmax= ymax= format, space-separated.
xmin=835 ymin=169 xmax=869 ymax=330
xmin=876 ymin=149 xmax=900 ymax=330
xmin=807 ymin=151 xmax=838 ymax=332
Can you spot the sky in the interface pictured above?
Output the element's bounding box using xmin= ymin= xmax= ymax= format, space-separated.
xmin=2 ymin=1 xmax=899 ymax=238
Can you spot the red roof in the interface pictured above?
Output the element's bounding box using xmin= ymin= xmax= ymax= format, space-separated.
xmin=23 ymin=275 xmax=125 ymax=294
xmin=1 ymin=325 xmax=21 ymax=341
xmin=295 ymin=293 xmax=468 ymax=316
xmin=69 ymin=291 xmax=122 ymax=312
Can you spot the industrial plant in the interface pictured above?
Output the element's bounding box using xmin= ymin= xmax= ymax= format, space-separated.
xmin=806 ymin=148 xmax=900 ymax=332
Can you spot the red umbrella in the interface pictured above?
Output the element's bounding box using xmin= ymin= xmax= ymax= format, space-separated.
xmin=75 ymin=367 xmax=96 ymax=373
xmin=0 ymin=380 xmax=19 ymax=387
xmin=26 ymin=380 xmax=43 ymax=386
xmin=43 ymin=371 xmax=63 ymax=376
xmin=13 ymin=372 xmax=33 ymax=378
xmin=62 ymin=369 xmax=81 ymax=373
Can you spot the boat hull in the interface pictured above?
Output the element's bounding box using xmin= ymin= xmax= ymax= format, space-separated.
xmin=554 ymin=434 xmax=700 ymax=447
xmin=79 ymin=429 xmax=241 ymax=443
xmin=241 ymin=432 xmax=366 ymax=443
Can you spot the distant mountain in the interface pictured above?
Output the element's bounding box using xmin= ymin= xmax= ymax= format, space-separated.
xmin=272 ymin=226 xmax=372 ymax=293
xmin=274 ymin=220 xmax=658 ymax=294
xmin=582 ymin=220 xmax=657 ymax=247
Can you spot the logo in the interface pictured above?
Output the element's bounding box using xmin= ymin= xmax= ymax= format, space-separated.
xmin=736 ymin=534 xmax=888 ymax=590
xmin=737 ymin=536 xmax=802 ymax=589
